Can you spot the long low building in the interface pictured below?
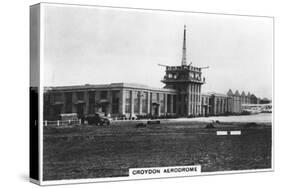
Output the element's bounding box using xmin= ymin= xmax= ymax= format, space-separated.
xmin=43 ymin=84 xmax=263 ymax=120
xmin=200 ymin=90 xmax=262 ymax=117
xmin=44 ymin=83 xmax=177 ymax=120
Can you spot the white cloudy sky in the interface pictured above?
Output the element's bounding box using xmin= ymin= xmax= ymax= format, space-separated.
xmin=43 ymin=4 xmax=273 ymax=99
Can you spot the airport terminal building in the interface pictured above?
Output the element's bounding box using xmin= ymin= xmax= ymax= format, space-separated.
xmin=44 ymin=83 xmax=177 ymax=120
xmin=43 ymin=26 xmax=263 ymax=120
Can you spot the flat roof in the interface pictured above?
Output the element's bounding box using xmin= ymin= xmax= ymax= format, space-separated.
xmin=44 ymin=83 xmax=177 ymax=93
xmin=202 ymin=92 xmax=228 ymax=97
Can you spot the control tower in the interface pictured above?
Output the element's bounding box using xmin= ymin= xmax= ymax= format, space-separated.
xmin=161 ymin=25 xmax=206 ymax=116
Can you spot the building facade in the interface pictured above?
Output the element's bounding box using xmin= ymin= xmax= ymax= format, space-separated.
xmin=44 ymin=83 xmax=177 ymax=120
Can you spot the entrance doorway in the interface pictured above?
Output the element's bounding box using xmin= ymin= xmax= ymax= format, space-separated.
xmin=97 ymin=101 xmax=109 ymax=115
xmin=53 ymin=105 xmax=62 ymax=120
xmin=77 ymin=103 xmax=84 ymax=117
xmin=152 ymin=103 xmax=159 ymax=116
xmin=101 ymin=103 xmax=108 ymax=114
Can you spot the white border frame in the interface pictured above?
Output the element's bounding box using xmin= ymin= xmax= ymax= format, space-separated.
xmin=39 ymin=3 xmax=45 ymax=185
xmin=34 ymin=2 xmax=274 ymax=185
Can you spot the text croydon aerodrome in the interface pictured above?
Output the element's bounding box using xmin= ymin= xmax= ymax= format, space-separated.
xmin=132 ymin=166 xmax=198 ymax=175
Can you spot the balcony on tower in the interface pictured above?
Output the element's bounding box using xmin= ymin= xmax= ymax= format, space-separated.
xmin=161 ymin=65 xmax=205 ymax=84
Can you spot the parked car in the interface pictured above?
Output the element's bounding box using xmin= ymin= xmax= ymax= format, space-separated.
xmin=85 ymin=112 xmax=111 ymax=126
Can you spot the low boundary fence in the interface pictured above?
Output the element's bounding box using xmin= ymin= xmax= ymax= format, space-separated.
xmin=43 ymin=119 xmax=81 ymax=127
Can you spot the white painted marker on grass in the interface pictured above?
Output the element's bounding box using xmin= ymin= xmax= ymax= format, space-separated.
xmin=216 ymin=131 xmax=228 ymax=135
xmin=230 ymin=130 xmax=241 ymax=135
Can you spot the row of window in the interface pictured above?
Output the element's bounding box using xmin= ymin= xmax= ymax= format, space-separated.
xmin=53 ymin=91 xmax=111 ymax=103
xmin=215 ymin=99 xmax=228 ymax=114
xmin=51 ymin=91 xmax=120 ymax=114
xmin=176 ymin=84 xmax=201 ymax=93
xmin=178 ymin=94 xmax=201 ymax=103
xmin=166 ymin=72 xmax=202 ymax=81
xmin=124 ymin=90 xmax=172 ymax=114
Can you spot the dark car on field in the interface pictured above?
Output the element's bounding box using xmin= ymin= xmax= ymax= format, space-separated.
xmin=85 ymin=112 xmax=111 ymax=126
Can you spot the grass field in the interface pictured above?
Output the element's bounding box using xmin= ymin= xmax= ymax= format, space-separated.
xmin=43 ymin=120 xmax=272 ymax=181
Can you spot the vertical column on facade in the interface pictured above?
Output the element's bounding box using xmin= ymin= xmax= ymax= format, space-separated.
xmin=147 ymin=92 xmax=151 ymax=115
xmin=215 ymin=98 xmax=218 ymax=115
xmin=172 ymin=95 xmax=174 ymax=114
xmin=108 ymin=90 xmax=112 ymax=115
xmin=239 ymin=96 xmax=242 ymax=113
xmin=236 ymin=96 xmax=239 ymax=113
xmin=195 ymin=85 xmax=197 ymax=115
xmin=222 ymin=98 xmax=226 ymax=113
xmin=183 ymin=93 xmax=186 ymax=116
xmin=221 ymin=99 xmax=224 ymax=114
xmin=220 ymin=99 xmax=222 ymax=114
xmin=198 ymin=90 xmax=201 ymax=116
xmin=189 ymin=85 xmax=192 ymax=115
xmin=227 ymin=98 xmax=229 ymax=113
xmin=201 ymin=97 xmax=204 ymax=116
xmin=198 ymin=85 xmax=202 ymax=115
xmin=188 ymin=92 xmax=190 ymax=116
xmin=231 ymin=96 xmax=235 ymax=112
xmin=192 ymin=84 xmax=195 ymax=115
xmin=130 ymin=90 xmax=134 ymax=115
xmin=218 ymin=98 xmax=221 ymax=114
xmin=84 ymin=91 xmax=89 ymax=115
xmin=198 ymin=85 xmax=201 ymax=116
xmin=230 ymin=96 xmax=234 ymax=113
xmin=220 ymin=99 xmax=223 ymax=114
xmin=228 ymin=97 xmax=231 ymax=113
xmin=194 ymin=85 xmax=196 ymax=115
xmin=94 ymin=90 xmax=100 ymax=112
xmin=157 ymin=93 xmax=161 ymax=116
xmin=176 ymin=93 xmax=179 ymax=115
xmin=237 ymin=96 xmax=240 ymax=113
xmin=235 ymin=96 xmax=238 ymax=113
xmin=61 ymin=92 xmax=66 ymax=114
xmin=119 ymin=89 xmax=125 ymax=115
xmin=196 ymin=93 xmax=198 ymax=116
xmin=187 ymin=85 xmax=190 ymax=116
xmin=232 ymin=96 xmax=235 ymax=113
xmin=224 ymin=99 xmax=227 ymax=113
xmin=194 ymin=94 xmax=196 ymax=115
xmin=208 ymin=97 xmax=210 ymax=115
xmin=213 ymin=97 xmax=216 ymax=115
xmin=150 ymin=93 xmax=153 ymax=115
xmin=71 ymin=92 xmax=77 ymax=113
xmin=164 ymin=93 xmax=168 ymax=115
xmin=224 ymin=99 xmax=226 ymax=113
xmin=170 ymin=94 xmax=174 ymax=114
xmin=138 ymin=91 xmax=142 ymax=115
xmin=196 ymin=86 xmax=198 ymax=115
xmin=195 ymin=91 xmax=197 ymax=115
xmin=219 ymin=98 xmax=222 ymax=115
